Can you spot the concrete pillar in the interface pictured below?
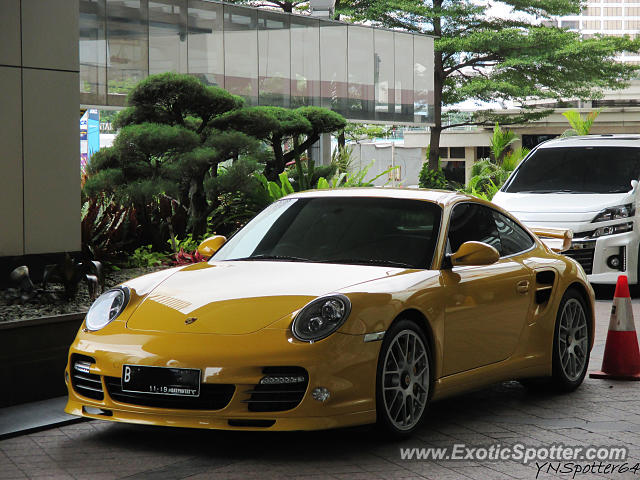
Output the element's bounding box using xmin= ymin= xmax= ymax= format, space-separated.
xmin=0 ymin=0 xmax=80 ymax=257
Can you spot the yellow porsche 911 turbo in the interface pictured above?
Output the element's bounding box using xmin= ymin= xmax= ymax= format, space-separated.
xmin=65 ymin=188 xmax=595 ymax=436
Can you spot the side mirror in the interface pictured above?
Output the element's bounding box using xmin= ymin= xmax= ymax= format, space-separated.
xmin=197 ymin=235 xmax=227 ymax=259
xmin=631 ymin=179 xmax=639 ymax=194
xmin=448 ymin=241 xmax=499 ymax=267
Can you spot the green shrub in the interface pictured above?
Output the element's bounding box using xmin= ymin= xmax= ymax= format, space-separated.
xmin=418 ymin=163 xmax=448 ymax=189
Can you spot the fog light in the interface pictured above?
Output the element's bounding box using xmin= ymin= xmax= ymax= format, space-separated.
xmin=312 ymin=387 xmax=330 ymax=402
xmin=608 ymin=255 xmax=621 ymax=269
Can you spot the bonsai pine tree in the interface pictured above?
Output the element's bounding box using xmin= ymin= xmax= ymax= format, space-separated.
xmin=85 ymin=73 xmax=262 ymax=238
xmin=213 ymin=105 xmax=347 ymax=181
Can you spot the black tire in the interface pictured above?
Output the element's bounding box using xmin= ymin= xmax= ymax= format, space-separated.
xmin=550 ymin=288 xmax=591 ymax=392
xmin=376 ymin=319 xmax=433 ymax=437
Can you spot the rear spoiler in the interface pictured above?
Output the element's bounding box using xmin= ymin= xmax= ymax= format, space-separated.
xmin=530 ymin=227 xmax=574 ymax=253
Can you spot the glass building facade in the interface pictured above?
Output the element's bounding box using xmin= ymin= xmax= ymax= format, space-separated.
xmin=79 ymin=0 xmax=434 ymax=124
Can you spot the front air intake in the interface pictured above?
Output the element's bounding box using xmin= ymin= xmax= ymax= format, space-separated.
xmin=245 ymin=366 xmax=309 ymax=412
xmin=70 ymin=354 xmax=104 ymax=401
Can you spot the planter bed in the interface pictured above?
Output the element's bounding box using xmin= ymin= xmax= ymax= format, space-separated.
xmin=0 ymin=266 xmax=164 ymax=407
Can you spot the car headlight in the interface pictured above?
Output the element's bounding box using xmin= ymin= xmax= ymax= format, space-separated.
xmin=85 ymin=287 xmax=129 ymax=331
xmin=292 ymin=295 xmax=351 ymax=342
xmin=592 ymin=204 xmax=635 ymax=223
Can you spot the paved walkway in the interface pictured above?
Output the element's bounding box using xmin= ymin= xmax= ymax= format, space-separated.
xmin=1 ymin=291 xmax=639 ymax=480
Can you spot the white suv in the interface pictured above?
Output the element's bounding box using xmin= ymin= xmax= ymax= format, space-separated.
xmin=493 ymin=135 xmax=640 ymax=284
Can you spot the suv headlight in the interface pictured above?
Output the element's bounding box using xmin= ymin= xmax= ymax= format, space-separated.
xmin=592 ymin=204 xmax=635 ymax=223
xmin=85 ymin=287 xmax=129 ymax=331
xmin=292 ymin=295 xmax=351 ymax=342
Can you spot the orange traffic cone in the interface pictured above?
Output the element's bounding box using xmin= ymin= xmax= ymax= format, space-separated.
xmin=590 ymin=275 xmax=640 ymax=380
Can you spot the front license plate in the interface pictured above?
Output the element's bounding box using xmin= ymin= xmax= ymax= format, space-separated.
xmin=122 ymin=365 xmax=201 ymax=397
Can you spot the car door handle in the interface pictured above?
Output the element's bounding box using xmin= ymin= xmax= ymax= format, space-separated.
xmin=516 ymin=280 xmax=530 ymax=294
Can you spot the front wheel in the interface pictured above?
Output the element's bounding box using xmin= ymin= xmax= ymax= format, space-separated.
xmin=376 ymin=319 xmax=432 ymax=436
xmin=551 ymin=289 xmax=591 ymax=392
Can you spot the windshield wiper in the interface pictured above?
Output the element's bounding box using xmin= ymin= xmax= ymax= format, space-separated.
xmin=517 ymin=189 xmax=594 ymax=194
xmin=323 ymin=258 xmax=416 ymax=269
xmin=231 ymin=254 xmax=313 ymax=262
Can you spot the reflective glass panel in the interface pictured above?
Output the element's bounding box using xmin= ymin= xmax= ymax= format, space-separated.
xmin=374 ymin=29 xmax=394 ymax=121
xmin=347 ymin=26 xmax=374 ymax=120
xmin=80 ymin=0 xmax=107 ymax=105
xmin=394 ymin=32 xmax=414 ymax=121
xmin=413 ymin=35 xmax=434 ymax=124
xmin=258 ymin=11 xmax=290 ymax=107
xmin=320 ymin=22 xmax=348 ymax=113
xmin=290 ymin=16 xmax=320 ymax=107
xmin=223 ymin=5 xmax=258 ymax=105
xmin=149 ymin=0 xmax=187 ymax=75
xmin=106 ymin=0 xmax=149 ymax=105
xmin=188 ymin=0 xmax=224 ymax=87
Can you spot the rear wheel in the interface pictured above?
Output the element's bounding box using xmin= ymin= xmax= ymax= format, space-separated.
xmin=376 ymin=319 xmax=432 ymax=436
xmin=551 ymin=289 xmax=591 ymax=391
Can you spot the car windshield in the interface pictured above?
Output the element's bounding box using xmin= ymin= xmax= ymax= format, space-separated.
xmin=504 ymin=146 xmax=640 ymax=194
xmin=211 ymin=196 xmax=442 ymax=269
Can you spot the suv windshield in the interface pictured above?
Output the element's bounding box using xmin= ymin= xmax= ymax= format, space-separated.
xmin=504 ymin=147 xmax=640 ymax=194
xmin=212 ymin=197 xmax=442 ymax=269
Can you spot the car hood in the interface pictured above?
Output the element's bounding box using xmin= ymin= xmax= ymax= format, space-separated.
xmin=492 ymin=191 xmax=633 ymax=225
xmin=125 ymin=261 xmax=403 ymax=334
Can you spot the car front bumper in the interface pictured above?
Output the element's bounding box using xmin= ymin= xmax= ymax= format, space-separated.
xmin=65 ymin=325 xmax=380 ymax=431
xmin=564 ymin=229 xmax=638 ymax=284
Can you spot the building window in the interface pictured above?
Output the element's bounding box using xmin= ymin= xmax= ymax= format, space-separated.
xmin=476 ymin=146 xmax=491 ymax=159
xmin=583 ymin=20 xmax=601 ymax=29
xmin=449 ymin=147 xmax=465 ymax=159
xmin=604 ymin=20 xmax=623 ymax=30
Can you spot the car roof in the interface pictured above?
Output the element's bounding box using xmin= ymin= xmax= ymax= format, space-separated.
xmin=538 ymin=134 xmax=640 ymax=149
xmin=288 ymin=187 xmax=473 ymax=207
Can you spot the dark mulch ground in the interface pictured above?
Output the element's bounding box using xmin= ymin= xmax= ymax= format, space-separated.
xmin=0 ymin=266 xmax=167 ymax=323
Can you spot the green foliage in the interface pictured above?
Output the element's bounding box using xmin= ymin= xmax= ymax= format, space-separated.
xmin=129 ymin=245 xmax=169 ymax=268
xmin=462 ymin=146 xmax=530 ymax=200
xmin=343 ymin=123 xmax=394 ymax=142
xmin=255 ymin=172 xmax=295 ymax=202
xmin=317 ymin=161 xmax=398 ymax=188
xmin=418 ymin=163 xmax=448 ymax=189
xmin=561 ymin=109 xmax=602 ymax=136
xmin=332 ymin=145 xmax=354 ymax=174
xmin=490 ymin=123 xmax=518 ymax=164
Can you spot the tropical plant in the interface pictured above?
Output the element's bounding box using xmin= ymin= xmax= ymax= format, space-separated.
xmin=490 ymin=123 xmax=518 ymax=164
xmin=462 ymin=146 xmax=530 ymax=200
xmin=561 ymin=109 xmax=602 ymax=137
xmin=316 ymin=161 xmax=398 ymax=188
xmin=332 ymin=145 xmax=354 ymax=174
xmin=255 ymin=172 xmax=295 ymax=202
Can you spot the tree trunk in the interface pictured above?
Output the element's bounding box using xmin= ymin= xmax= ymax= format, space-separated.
xmin=338 ymin=131 xmax=345 ymax=149
xmin=428 ymin=0 xmax=444 ymax=171
xmin=188 ymin=174 xmax=208 ymax=239
xmin=265 ymin=136 xmax=284 ymax=182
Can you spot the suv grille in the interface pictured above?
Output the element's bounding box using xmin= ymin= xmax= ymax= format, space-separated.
xmin=104 ymin=377 xmax=235 ymax=410
xmin=564 ymin=245 xmax=595 ymax=274
xmin=70 ymin=354 xmax=104 ymax=401
xmin=245 ymin=367 xmax=308 ymax=412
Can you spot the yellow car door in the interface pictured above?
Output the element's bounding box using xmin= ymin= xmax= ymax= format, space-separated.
xmin=441 ymin=202 xmax=536 ymax=376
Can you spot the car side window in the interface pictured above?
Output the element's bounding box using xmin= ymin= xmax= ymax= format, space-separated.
xmin=448 ymin=203 xmax=502 ymax=255
xmin=493 ymin=211 xmax=535 ymax=256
